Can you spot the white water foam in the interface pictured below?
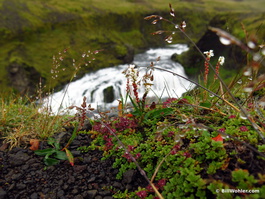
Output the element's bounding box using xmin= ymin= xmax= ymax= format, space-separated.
xmin=42 ymin=44 xmax=194 ymax=114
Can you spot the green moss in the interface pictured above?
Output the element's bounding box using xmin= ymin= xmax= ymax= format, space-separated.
xmin=0 ymin=0 xmax=264 ymax=94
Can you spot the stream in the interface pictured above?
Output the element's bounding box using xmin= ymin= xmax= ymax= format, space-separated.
xmin=43 ymin=44 xmax=195 ymax=114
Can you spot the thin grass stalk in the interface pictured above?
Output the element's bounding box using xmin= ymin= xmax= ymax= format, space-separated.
xmin=143 ymin=65 xmax=240 ymax=112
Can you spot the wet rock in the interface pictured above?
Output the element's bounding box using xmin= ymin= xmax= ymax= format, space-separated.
xmin=30 ymin=192 xmax=38 ymax=199
xmin=9 ymin=151 xmax=30 ymax=166
xmin=87 ymin=190 xmax=97 ymax=198
xmin=103 ymin=86 xmax=115 ymax=103
xmin=7 ymin=61 xmax=43 ymax=95
xmin=0 ymin=188 xmax=7 ymax=199
xmin=122 ymin=169 xmax=135 ymax=184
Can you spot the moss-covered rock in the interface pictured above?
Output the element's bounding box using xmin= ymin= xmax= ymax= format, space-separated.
xmin=0 ymin=0 xmax=264 ymax=95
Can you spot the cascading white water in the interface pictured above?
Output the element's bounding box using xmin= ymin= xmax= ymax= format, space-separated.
xmin=43 ymin=44 xmax=194 ymax=114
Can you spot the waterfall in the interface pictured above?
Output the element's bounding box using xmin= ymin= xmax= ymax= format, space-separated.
xmin=42 ymin=44 xmax=194 ymax=114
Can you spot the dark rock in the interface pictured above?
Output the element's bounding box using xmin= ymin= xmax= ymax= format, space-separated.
xmin=122 ymin=170 xmax=135 ymax=184
xmin=0 ymin=188 xmax=7 ymax=199
xmin=9 ymin=151 xmax=30 ymax=166
xmin=7 ymin=61 xmax=43 ymax=95
xmin=86 ymin=190 xmax=97 ymax=198
xmin=16 ymin=183 xmax=26 ymax=190
xmin=30 ymin=192 xmax=38 ymax=199
xmin=103 ymin=196 xmax=114 ymax=199
xmin=57 ymin=190 xmax=64 ymax=197
xmin=0 ymin=134 xmax=146 ymax=198
xmin=103 ymin=86 xmax=115 ymax=103
xmin=98 ymin=190 xmax=111 ymax=196
xmin=74 ymin=194 xmax=84 ymax=199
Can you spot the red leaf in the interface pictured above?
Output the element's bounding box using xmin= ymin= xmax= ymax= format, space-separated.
xmin=29 ymin=139 xmax=39 ymax=151
xmin=212 ymin=134 xmax=223 ymax=142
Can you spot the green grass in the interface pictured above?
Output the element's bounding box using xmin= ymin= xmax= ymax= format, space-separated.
xmin=0 ymin=0 xmax=264 ymax=94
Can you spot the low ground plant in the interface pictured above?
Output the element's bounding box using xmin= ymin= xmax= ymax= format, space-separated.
xmin=78 ymin=4 xmax=265 ymax=199
xmin=0 ymin=3 xmax=264 ymax=199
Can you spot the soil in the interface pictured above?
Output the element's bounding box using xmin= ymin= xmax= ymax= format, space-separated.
xmin=0 ymin=132 xmax=147 ymax=199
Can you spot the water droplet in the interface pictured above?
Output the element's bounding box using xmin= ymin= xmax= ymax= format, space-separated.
xmin=261 ymin=47 xmax=265 ymax=56
xmin=179 ymin=131 xmax=186 ymax=138
xmin=247 ymin=41 xmax=256 ymax=49
xmin=209 ymin=93 xmax=214 ymax=98
xmin=243 ymin=68 xmax=252 ymax=76
xmin=174 ymin=134 xmax=181 ymax=143
xmin=221 ymin=134 xmax=229 ymax=139
xmin=219 ymin=37 xmax=231 ymax=45
xmin=237 ymin=79 xmax=242 ymax=84
xmin=194 ymin=131 xmax=200 ymax=138
xmin=165 ymin=36 xmax=173 ymax=43
xmin=152 ymin=20 xmax=157 ymax=24
xmin=243 ymin=87 xmax=253 ymax=93
xmin=182 ymin=118 xmax=188 ymax=122
xmin=240 ymin=113 xmax=247 ymax=120
xmin=253 ymin=53 xmax=261 ymax=61
xmin=175 ymin=25 xmax=179 ymax=29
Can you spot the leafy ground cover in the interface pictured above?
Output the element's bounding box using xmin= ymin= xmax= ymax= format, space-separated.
xmin=1 ymin=3 xmax=265 ymax=199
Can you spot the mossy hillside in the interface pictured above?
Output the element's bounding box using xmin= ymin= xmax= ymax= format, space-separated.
xmin=0 ymin=0 xmax=264 ymax=94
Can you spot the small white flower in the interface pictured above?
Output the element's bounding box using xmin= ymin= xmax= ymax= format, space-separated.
xmin=218 ymin=56 xmax=225 ymax=65
xmin=204 ymin=50 xmax=214 ymax=58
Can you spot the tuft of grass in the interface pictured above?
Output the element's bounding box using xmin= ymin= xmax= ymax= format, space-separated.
xmin=0 ymin=94 xmax=65 ymax=149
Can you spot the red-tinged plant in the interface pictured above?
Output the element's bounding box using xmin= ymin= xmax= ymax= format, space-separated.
xmin=212 ymin=134 xmax=224 ymax=142
xmin=136 ymin=190 xmax=148 ymax=199
xmin=214 ymin=56 xmax=225 ymax=81
xmin=239 ymin=126 xmax=249 ymax=132
xmin=203 ymin=50 xmax=214 ymax=85
xmin=64 ymin=148 xmax=74 ymax=166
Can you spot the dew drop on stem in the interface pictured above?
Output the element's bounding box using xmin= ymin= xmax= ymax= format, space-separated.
xmin=237 ymin=79 xmax=242 ymax=84
xmin=179 ymin=131 xmax=186 ymax=138
xmin=261 ymin=47 xmax=265 ymax=56
xmin=219 ymin=37 xmax=231 ymax=45
xmin=243 ymin=68 xmax=252 ymax=76
xmin=240 ymin=113 xmax=247 ymax=120
xmin=247 ymin=41 xmax=256 ymax=49
xmin=253 ymin=53 xmax=261 ymax=62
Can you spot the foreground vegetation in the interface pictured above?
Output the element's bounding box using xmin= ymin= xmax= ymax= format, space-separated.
xmin=1 ymin=3 xmax=265 ymax=199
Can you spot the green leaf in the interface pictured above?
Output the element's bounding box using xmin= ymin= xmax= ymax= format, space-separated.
xmin=34 ymin=148 xmax=55 ymax=156
xmin=144 ymin=108 xmax=173 ymax=120
xmin=199 ymin=102 xmax=211 ymax=108
xmin=44 ymin=157 xmax=59 ymax=166
xmin=54 ymin=151 xmax=68 ymax=160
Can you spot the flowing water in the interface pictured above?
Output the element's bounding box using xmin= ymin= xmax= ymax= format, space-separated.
xmin=43 ymin=44 xmax=194 ymax=114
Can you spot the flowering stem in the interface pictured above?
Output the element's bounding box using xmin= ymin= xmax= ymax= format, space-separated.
xmin=176 ymin=26 xmax=265 ymax=143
